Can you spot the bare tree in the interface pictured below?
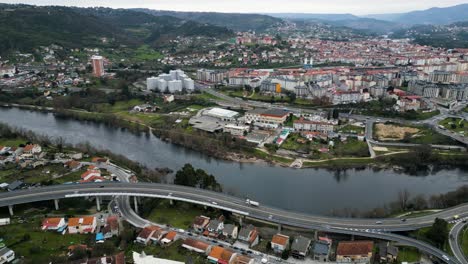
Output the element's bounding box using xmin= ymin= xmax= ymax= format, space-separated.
xmin=398 ymin=189 xmax=411 ymax=211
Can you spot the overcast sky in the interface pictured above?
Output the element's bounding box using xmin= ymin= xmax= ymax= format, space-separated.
xmin=1 ymin=0 xmax=467 ymax=15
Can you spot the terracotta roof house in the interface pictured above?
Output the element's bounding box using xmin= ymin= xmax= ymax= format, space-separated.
xmin=336 ymin=241 xmax=374 ymax=264
xmin=208 ymin=246 xmax=236 ymax=264
xmin=42 ymin=217 xmax=66 ymax=231
xmin=271 ymin=234 xmax=290 ymax=253
xmin=137 ymin=226 xmax=160 ymax=245
xmin=192 ymin=215 xmax=210 ymax=233
xmin=182 ymin=238 xmax=212 ymax=254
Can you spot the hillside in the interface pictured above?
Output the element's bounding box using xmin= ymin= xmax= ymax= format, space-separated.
xmin=366 ymin=4 xmax=468 ymax=25
xmin=0 ymin=5 xmax=234 ymax=55
xmin=391 ymin=22 xmax=468 ymax=49
xmin=134 ymin=9 xmax=284 ymax=32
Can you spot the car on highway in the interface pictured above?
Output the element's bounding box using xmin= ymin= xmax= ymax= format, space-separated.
xmin=212 ymin=202 xmax=218 ymax=205
xmin=375 ymin=221 xmax=383 ymax=224
xmin=442 ymin=255 xmax=450 ymax=261
xmin=401 ymin=218 xmax=407 ymax=222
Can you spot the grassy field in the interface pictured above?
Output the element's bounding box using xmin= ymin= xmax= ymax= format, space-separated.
xmin=397 ymin=247 xmax=421 ymax=262
xmin=374 ymin=123 xmax=458 ymax=145
xmin=332 ymin=138 xmax=369 ymax=157
xmin=303 ymin=157 xmax=372 ymax=167
xmin=252 ymin=149 xmax=294 ymax=164
xmin=280 ymin=133 xmax=308 ymax=152
xmin=0 ymin=138 xmax=28 ymax=147
xmin=146 ymin=200 xmax=212 ymax=229
xmin=462 ymin=227 xmax=468 ymax=256
xmin=338 ymin=124 xmax=365 ymax=135
xmin=0 ymin=218 xmax=91 ymax=263
xmin=439 ymin=118 xmax=467 ymax=135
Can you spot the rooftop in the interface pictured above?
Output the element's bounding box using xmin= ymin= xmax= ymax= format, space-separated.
xmin=337 ymin=241 xmax=374 ymax=256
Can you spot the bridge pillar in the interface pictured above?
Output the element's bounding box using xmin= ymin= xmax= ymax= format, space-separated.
xmin=8 ymin=205 xmax=13 ymax=216
xmin=96 ymin=197 xmax=101 ymax=211
xmin=314 ymin=230 xmax=318 ymax=240
xmin=277 ymin=224 xmax=282 ymax=232
xmin=351 ymin=234 xmax=355 ymax=241
xmin=169 ymin=199 xmax=174 ymax=205
xmin=134 ymin=196 xmax=139 ymax=214
xmin=54 ymin=199 xmax=59 ymax=210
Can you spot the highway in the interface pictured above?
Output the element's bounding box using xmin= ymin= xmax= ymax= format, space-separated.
xmin=0 ymin=182 xmax=464 ymax=263
xmin=449 ymin=221 xmax=468 ymax=264
xmin=1 ymin=182 xmax=468 ymax=232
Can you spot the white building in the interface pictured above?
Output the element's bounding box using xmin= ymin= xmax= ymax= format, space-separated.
xmin=0 ymin=247 xmax=14 ymax=263
xmin=206 ymin=108 xmax=239 ymax=121
xmin=168 ymin=80 xmax=183 ymax=93
xmin=147 ymin=69 xmax=195 ymax=93
xmin=146 ymin=77 xmax=159 ymax=91
xmin=224 ymin=124 xmax=250 ymax=136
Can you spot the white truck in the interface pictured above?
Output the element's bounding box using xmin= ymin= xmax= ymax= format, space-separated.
xmin=246 ymin=199 xmax=259 ymax=207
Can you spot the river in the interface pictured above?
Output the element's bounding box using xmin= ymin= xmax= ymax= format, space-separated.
xmin=1 ymin=107 xmax=467 ymax=215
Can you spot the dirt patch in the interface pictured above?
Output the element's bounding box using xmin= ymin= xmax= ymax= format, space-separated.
xmin=375 ymin=123 xmax=420 ymax=141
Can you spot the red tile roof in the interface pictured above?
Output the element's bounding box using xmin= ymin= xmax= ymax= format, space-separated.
xmin=337 ymin=241 xmax=374 ymax=256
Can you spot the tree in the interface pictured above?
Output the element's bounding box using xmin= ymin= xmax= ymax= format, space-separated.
xmin=398 ymin=189 xmax=410 ymax=211
xmin=281 ymin=249 xmax=290 ymax=260
xmin=426 ymin=218 xmax=448 ymax=249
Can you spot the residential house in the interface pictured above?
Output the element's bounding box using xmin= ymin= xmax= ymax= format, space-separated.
xmin=238 ymin=225 xmax=259 ymax=247
xmin=208 ymin=246 xmax=236 ymax=264
xmin=291 ymin=236 xmax=312 ymax=259
xmin=7 ymin=180 xmax=24 ymax=191
xmin=204 ymin=219 xmax=224 ymax=237
xmin=231 ymin=254 xmax=254 ymax=264
xmin=182 ymin=238 xmax=212 ymax=254
xmin=395 ymin=96 xmax=421 ymax=112
xmin=136 ymin=226 xmax=160 ymax=245
xmin=91 ymin=157 xmax=110 ymax=164
xmin=192 ymin=215 xmax=210 ymax=233
xmin=336 ymin=241 xmax=374 ymax=264
xmin=23 ymin=144 xmax=42 ymax=155
xmin=64 ymin=160 xmax=82 ymax=170
xmin=80 ymin=167 xmax=104 ymax=183
xmin=161 ymin=231 xmax=177 ymax=245
xmin=150 ymin=227 xmax=168 ymax=244
xmin=102 ymin=215 xmax=120 ymax=239
xmin=68 ymin=216 xmax=97 ymax=234
xmin=271 ymin=234 xmax=290 ymax=254
xmin=245 ymin=108 xmax=290 ymax=129
xmin=313 ymin=240 xmax=331 ymax=262
xmin=41 ymin=217 xmax=66 ymax=232
xmin=222 ymin=224 xmax=238 ymax=239
xmin=0 ymin=247 xmax=14 ymax=263
xmin=378 ymin=242 xmax=398 ymax=263
xmin=293 ymin=118 xmax=336 ymax=134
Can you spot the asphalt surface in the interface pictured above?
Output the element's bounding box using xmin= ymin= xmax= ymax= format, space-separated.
xmin=449 ymin=221 xmax=468 ymax=264
xmin=2 ymin=182 xmax=468 ymax=232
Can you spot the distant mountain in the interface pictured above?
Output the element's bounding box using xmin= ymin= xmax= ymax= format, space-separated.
xmin=134 ymin=9 xmax=285 ymax=32
xmin=0 ymin=5 xmax=233 ymax=55
xmin=270 ymin=12 xmax=403 ymax=34
xmin=391 ymin=22 xmax=468 ymax=49
xmin=365 ymin=4 xmax=468 ymax=25
xmin=267 ymin=13 xmax=359 ymax=21
xmin=326 ymin=18 xmax=404 ymax=34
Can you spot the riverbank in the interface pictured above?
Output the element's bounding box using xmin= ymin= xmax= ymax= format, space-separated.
xmin=2 ymin=104 xmax=468 ymax=170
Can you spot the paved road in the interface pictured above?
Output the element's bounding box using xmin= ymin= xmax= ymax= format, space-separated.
xmin=449 ymin=221 xmax=468 ymax=264
xmin=2 ymin=182 xmax=468 ymax=232
xmin=1 ymin=182 xmax=464 ymax=263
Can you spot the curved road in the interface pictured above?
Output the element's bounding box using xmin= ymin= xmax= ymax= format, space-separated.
xmin=0 ymin=182 xmax=464 ymax=263
xmin=449 ymin=221 xmax=468 ymax=264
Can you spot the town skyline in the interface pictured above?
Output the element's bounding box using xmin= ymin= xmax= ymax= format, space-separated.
xmin=1 ymin=0 xmax=468 ymax=15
